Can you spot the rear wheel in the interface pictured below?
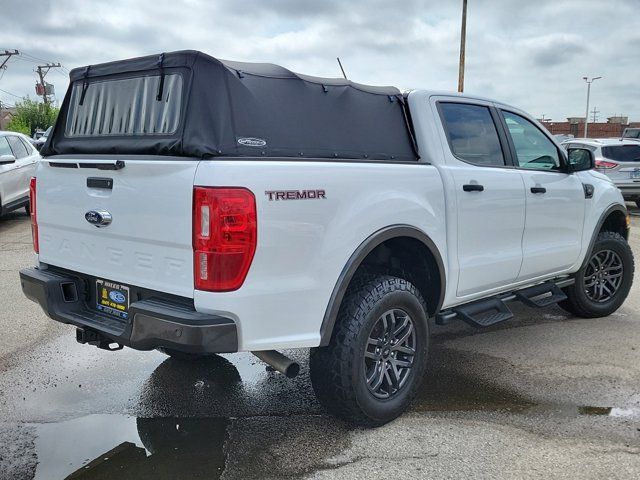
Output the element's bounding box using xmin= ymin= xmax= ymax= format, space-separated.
xmin=559 ymin=231 xmax=634 ymax=317
xmin=309 ymin=275 xmax=429 ymax=427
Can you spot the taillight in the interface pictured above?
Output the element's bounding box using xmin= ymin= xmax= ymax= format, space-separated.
xmin=595 ymin=159 xmax=618 ymax=169
xmin=29 ymin=177 xmax=39 ymax=253
xmin=193 ymin=187 xmax=257 ymax=291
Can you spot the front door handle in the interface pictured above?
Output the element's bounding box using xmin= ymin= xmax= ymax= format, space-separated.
xmin=463 ymin=184 xmax=484 ymax=192
xmin=530 ymin=186 xmax=546 ymax=194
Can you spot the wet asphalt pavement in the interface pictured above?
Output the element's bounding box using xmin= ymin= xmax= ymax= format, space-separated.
xmin=1 ymin=209 xmax=640 ymax=479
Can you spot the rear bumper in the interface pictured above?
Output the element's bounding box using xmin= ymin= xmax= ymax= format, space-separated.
xmin=19 ymin=267 xmax=238 ymax=353
xmin=615 ymin=184 xmax=640 ymax=199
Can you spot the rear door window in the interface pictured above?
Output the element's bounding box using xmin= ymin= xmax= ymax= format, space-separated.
xmin=439 ymin=102 xmax=506 ymax=167
xmin=7 ymin=136 xmax=29 ymax=159
xmin=65 ymin=74 xmax=183 ymax=137
xmin=602 ymin=145 xmax=640 ymax=162
xmin=20 ymin=137 xmax=34 ymax=155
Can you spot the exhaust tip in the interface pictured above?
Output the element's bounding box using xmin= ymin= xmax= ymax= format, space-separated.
xmin=252 ymin=350 xmax=300 ymax=378
xmin=284 ymin=362 xmax=300 ymax=379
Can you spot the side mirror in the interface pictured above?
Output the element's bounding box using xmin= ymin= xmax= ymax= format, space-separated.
xmin=0 ymin=154 xmax=16 ymax=165
xmin=567 ymin=148 xmax=595 ymax=172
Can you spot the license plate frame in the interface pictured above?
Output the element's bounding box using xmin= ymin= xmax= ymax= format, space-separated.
xmin=95 ymin=279 xmax=130 ymax=320
xmin=630 ymin=169 xmax=640 ymax=179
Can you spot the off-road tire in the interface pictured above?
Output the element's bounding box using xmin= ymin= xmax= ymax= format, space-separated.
xmin=559 ymin=231 xmax=634 ymax=317
xmin=309 ymin=274 xmax=430 ymax=427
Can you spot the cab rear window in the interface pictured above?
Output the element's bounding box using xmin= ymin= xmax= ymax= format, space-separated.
xmin=602 ymin=145 xmax=640 ymax=162
xmin=65 ymin=74 xmax=183 ymax=137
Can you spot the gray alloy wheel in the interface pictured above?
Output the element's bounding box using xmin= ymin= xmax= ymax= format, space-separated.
xmin=364 ymin=308 xmax=416 ymax=399
xmin=309 ymin=274 xmax=430 ymax=426
xmin=583 ymin=249 xmax=624 ymax=303
xmin=559 ymin=231 xmax=634 ymax=318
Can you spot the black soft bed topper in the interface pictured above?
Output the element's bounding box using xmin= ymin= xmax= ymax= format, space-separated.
xmin=42 ymin=50 xmax=418 ymax=161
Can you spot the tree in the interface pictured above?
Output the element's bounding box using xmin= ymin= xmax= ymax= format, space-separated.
xmin=5 ymin=97 xmax=59 ymax=136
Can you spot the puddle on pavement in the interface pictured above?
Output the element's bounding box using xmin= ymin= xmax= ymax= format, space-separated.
xmin=32 ymin=414 xmax=228 ymax=479
xmin=12 ymin=343 xmax=640 ymax=478
xmin=577 ymin=406 xmax=640 ymax=418
xmin=24 ymin=352 xmax=346 ymax=479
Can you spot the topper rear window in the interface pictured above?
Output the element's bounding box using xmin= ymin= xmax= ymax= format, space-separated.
xmin=65 ymin=74 xmax=183 ymax=137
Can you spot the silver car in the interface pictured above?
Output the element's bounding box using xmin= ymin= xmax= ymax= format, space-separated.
xmin=563 ymin=138 xmax=640 ymax=208
xmin=0 ymin=131 xmax=40 ymax=216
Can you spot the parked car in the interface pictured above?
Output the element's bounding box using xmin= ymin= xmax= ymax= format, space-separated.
xmin=623 ymin=127 xmax=640 ymax=139
xmin=0 ymin=131 xmax=40 ymax=216
xmin=554 ymin=134 xmax=574 ymax=143
xmin=562 ymin=138 xmax=640 ymax=207
xmin=20 ymin=51 xmax=634 ymax=426
xmin=32 ymin=129 xmax=46 ymax=141
xmin=33 ymin=126 xmax=53 ymax=151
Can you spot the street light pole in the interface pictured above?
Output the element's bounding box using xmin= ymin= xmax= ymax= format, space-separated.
xmin=583 ymin=76 xmax=601 ymax=138
xmin=457 ymin=0 xmax=467 ymax=93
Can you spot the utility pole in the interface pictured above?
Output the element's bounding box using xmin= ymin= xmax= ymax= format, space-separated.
xmin=36 ymin=63 xmax=62 ymax=106
xmin=0 ymin=49 xmax=19 ymax=71
xmin=590 ymin=106 xmax=599 ymax=123
xmin=583 ymin=76 xmax=601 ymax=138
xmin=457 ymin=0 xmax=468 ymax=92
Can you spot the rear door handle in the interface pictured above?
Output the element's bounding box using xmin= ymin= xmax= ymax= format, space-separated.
xmin=463 ymin=184 xmax=484 ymax=192
xmin=530 ymin=187 xmax=546 ymax=194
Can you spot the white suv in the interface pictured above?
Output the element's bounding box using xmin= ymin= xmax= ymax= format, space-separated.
xmin=0 ymin=131 xmax=40 ymax=216
xmin=563 ymin=138 xmax=640 ymax=207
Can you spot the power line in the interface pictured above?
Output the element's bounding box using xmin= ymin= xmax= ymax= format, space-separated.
xmin=0 ymin=87 xmax=23 ymax=99
xmin=18 ymin=50 xmax=59 ymax=65
xmin=0 ymin=48 xmax=70 ymax=73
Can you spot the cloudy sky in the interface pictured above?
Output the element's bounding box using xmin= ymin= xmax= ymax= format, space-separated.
xmin=1 ymin=0 xmax=638 ymax=122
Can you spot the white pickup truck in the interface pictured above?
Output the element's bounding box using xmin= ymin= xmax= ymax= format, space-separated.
xmin=20 ymin=51 xmax=634 ymax=426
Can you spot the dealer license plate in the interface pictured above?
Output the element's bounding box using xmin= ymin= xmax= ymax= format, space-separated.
xmin=96 ymin=279 xmax=130 ymax=320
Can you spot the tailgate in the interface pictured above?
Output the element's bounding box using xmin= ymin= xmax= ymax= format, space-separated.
xmin=36 ymin=158 xmax=199 ymax=298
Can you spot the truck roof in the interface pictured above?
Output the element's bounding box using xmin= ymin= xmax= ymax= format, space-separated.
xmin=68 ymin=50 xmax=403 ymax=97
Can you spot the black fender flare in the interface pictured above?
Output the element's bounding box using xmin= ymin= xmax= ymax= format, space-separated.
xmin=318 ymin=225 xmax=446 ymax=346
xmin=579 ymin=203 xmax=628 ymax=270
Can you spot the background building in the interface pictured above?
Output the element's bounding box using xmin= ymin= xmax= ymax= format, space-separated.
xmin=0 ymin=106 xmax=16 ymax=130
xmin=540 ymin=117 xmax=640 ymax=138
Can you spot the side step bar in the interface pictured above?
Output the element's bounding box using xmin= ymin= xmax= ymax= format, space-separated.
xmin=515 ymin=282 xmax=567 ymax=308
xmin=436 ymin=278 xmax=573 ymax=328
xmin=453 ymin=298 xmax=514 ymax=328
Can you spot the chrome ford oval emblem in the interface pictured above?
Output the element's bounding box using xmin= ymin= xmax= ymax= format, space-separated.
xmin=109 ymin=290 xmax=126 ymax=304
xmin=85 ymin=209 xmax=112 ymax=228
